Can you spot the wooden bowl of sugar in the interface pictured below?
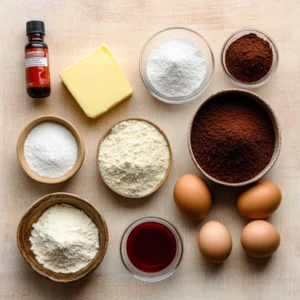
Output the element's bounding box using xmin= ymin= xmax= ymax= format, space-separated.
xmin=17 ymin=115 xmax=85 ymax=184
xmin=17 ymin=192 xmax=109 ymax=283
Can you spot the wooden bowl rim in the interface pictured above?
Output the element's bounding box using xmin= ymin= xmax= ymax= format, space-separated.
xmin=187 ymin=88 xmax=282 ymax=187
xmin=96 ymin=118 xmax=173 ymax=199
xmin=16 ymin=115 xmax=85 ymax=184
xmin=17 ymin=192 xmax=109 ymax=283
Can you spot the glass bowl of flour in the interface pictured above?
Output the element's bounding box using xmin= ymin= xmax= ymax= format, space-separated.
xmin=140 ymin=27 xmax=215 ymax=104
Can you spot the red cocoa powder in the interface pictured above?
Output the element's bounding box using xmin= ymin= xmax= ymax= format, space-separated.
xmin=225 ymin=33 xmax=273 ymax=83
xmin=190 ymin=93 xmax=276 ymax=183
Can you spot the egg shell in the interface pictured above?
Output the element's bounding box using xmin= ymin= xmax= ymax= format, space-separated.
xmin=198 ymin=221 xmax=232 ymax=263
xmin=241 ymin=220 xmax=280 ymax=258
xmin=174 ymin=174 xmax=212 ymax=220
xmin=237 ymin=181 xmax=282 ymax=219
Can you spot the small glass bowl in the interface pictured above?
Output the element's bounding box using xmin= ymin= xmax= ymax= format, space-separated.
xmin=120 ymin=217 xmax=183 ymax=282
xmin=140 ymin=27 xmax=215 ymax=104
xmin=221 ymin=28 xmax=279 ymax=89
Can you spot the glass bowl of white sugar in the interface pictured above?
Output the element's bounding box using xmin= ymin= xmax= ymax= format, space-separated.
xmin=140 ymin=27 xmax=215 ymax=104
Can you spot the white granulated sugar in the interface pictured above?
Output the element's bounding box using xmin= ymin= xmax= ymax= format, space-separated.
xmin=30 ymin=204 xmax=99 ymax=274
xmin=98 ymin=120 xmax=170 ymax=197
xmin=146 ymin=38 xmax=206 ymax=97
xmin=24 ymin=122 xmax=78 ymax=178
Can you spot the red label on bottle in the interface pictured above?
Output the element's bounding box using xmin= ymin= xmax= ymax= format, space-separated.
xmin=25 ymin=48 xmax=50 ymax=88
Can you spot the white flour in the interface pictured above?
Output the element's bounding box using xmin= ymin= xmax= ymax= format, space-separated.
xmin=24 ymin=122 xmax=78 ymax=178
xmin=146 ymin=38 xmax=206 ymax=97
xmin=98 ymin=120 xmax=170 ymax=197
xmin=30 ymin=204 xmax=99 ymax=274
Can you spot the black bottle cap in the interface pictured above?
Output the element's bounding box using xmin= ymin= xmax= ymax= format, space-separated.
xmin=26 ymin=20 xmax=45 ymax=35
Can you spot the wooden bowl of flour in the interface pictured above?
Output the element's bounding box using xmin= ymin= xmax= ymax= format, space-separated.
xmin=17 ymin=115 xmax=85 ymax=184
xmin=17 ymin=192 xmax=109 ymax=283
xmin=96 ymin=118 xmax=173 ymax=199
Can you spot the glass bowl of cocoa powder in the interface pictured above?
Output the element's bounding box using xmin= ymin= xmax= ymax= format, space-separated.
xmin=188 ymin=89 xmax=281 ymax=187
xmin=221 ymin=29 xmax=279 ymax=88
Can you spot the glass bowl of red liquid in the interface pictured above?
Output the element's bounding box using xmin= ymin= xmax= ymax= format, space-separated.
xmin=120 ymin=217 xmax=183 ymax=282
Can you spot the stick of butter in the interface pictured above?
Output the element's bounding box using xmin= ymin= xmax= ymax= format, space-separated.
xmin=60 ymin=45 xmax=133 ymax=118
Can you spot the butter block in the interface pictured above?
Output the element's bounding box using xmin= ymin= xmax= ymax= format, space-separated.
xmin=60 ymin=45 xmax=133 ymax=118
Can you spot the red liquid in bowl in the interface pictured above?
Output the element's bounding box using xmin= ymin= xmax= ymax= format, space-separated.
xmin=126 ymin=221 xmax=177 ymax=273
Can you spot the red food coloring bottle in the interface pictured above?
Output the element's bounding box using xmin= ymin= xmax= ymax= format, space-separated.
xmin=25 ymin=21 xmax=51 ymax=98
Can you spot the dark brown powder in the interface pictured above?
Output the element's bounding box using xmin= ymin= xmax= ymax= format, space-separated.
xmin=225 ymin=33 xmax=273 ymax=83
xmin=191 ymin=93 xmax=276 ymax=183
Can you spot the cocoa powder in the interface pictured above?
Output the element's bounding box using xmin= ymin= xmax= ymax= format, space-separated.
xmin=191 ymin=93 xmax=275 ymax=183
xmin=225 ymin=33 xmax=273 ymax=83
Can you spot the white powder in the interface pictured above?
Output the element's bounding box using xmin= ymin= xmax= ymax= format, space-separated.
xmin=30 ymin=204 xmax=99 ymax=274
xmin=24 ymin=122 xmax=78 ymax=178
xmin=146 ymin=38 xmax=206 ymax=98
xmin=98 ymin=120 xmax=170 ymax=197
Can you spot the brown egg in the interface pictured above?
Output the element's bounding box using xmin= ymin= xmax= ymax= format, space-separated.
xmin=198 ymin=221 xmax=232 ymax=263
xmin=174 ymin=174 xmax=212 ymax=220
xmin=237 ymin=181 xmax=282 ymax=219
xmin=241 ymin=220 xmax=280 ymax=258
